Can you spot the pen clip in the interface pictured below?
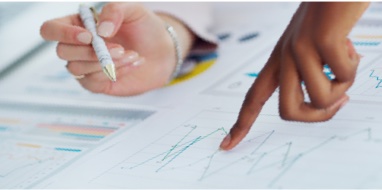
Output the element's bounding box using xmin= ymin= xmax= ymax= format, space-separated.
xmin=89 ymin=6 xmax=99 ymax=24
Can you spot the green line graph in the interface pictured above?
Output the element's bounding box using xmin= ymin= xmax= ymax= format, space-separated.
xmin=94 ymin=108 xmax=382 ymax=188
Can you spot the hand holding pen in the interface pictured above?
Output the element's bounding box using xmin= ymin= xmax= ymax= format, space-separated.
xmin=79 ymin=4 xmax=117 ymax=82
xmin=40 ymin=2 xmax=196 ymax=96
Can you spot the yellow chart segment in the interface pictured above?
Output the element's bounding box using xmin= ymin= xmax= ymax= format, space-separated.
xmin=169 ymin=59 xmax=216 ymax=86
xmin=354 ymin=35 xmax=382 ymax=39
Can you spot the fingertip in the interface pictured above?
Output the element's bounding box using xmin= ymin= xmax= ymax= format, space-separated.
xmin=339 ymin=97 xmax=350 ymax=109
xmin=328 ymin=94 xmax=349 ymax=111
xmin=219 ymin=134 xmax=231 ymax=150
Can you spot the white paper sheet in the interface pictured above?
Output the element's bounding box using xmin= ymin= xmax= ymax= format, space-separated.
xmin=37 ymin=98 xmax=382 ymax=188
xmin=1 ymin=2 xmax=382 ymax=189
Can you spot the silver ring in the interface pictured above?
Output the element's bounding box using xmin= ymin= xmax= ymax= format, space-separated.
xmin=73 ymin=74 xmax=85 ymax=80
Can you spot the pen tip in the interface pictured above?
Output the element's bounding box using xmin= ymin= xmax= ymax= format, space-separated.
xmin=103 ymin=64 xmax=117 ymax=82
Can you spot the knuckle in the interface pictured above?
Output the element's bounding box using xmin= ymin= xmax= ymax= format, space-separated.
xmin=279 ymin=104 xmax=299 ymax=121
xmin=316 ymin=34 xmax=333 ymax=50
xmin=335 ymin=67 xmax=356 ymax=82
xmin=104 ymin=3 xmax=120 ymax=12
xmin=66 ymin=62 xmax=81 ymax=75
xmin=279 ymin=111 xmax=296 ymax=121
xmin=131 ymin=3 xmax=145 ymax=12
xmin=85 ymin=48 xmax=96 ymax=59
xmin=291 ymin=37 xmax=306 ymax=54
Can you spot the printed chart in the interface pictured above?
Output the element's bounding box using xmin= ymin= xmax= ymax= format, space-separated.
xmin=347 ymin=16 xmax=382 ymax=99
xmin=348 ymin=65 xmax=382 ymax=97
xmin=205 ymin=45 xmax=273 ymax=97
xmin=0 ymin=101 xmax=154 ymax=188
xmin=351 ymin=18 xmax=382 ymax=51
xmin=88 ymin=103 xmax=382 ymax=188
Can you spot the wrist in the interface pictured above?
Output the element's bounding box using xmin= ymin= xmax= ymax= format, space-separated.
xmin=157 ymin=13 xmax=196 ymax=60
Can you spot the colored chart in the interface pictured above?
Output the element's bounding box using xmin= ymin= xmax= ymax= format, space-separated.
xmin=339 ymin=10 xmax=382 ymax=101
xmin=345 ymin=49 xmax=382 ymax=98
xmin=350 ymin=17 xmax=382 ymax=50
xmin=0 ymin=101 xmax=154 ymax=188
xmin=349 ymin=67 xmax=382 ymax=96
xmin=205 ymin=44 xmax=273 ymax=97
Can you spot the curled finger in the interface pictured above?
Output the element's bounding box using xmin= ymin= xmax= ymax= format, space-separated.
xmin=41 ymin=14 xmax=92 ymax=45
xmin=57 ymin=43 xmax=125 ymax=61
xmin=66 ymin=50 xmax=140 ymax=76
xmin=279 ymin=48 xmax=349 ymax=122
xmin=294 ymin=42 xmax=358 ymax=108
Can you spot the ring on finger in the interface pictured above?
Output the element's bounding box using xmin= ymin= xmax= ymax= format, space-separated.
xmin=73 ymin=74 xmax=85 ymax=80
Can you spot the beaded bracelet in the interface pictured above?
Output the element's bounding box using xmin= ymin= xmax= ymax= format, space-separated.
xmin=165 ymin=22 xmax=183 ymax=82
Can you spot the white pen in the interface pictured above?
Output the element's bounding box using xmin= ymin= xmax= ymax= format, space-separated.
xmin=79 ymin=4 xmax=116 ymax=82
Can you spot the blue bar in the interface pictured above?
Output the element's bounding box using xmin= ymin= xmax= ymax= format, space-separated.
xmin=353 ymin=41 xmax=380 ymax=46
xmin=0 ymin=126 xmax=8 ymax=131
xmin=55 ymin=147 xmax=82 ymax=152
xmin=246 ymin=72 xmax=259 ymax=77
xmin=239 ymin=32 xmax=259 ymax=42
xmin=61 ymin=132 xmax=104 ymax=139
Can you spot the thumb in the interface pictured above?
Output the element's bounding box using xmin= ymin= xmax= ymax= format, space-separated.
xmin=97 ymin=3 xmax=147 ymax=38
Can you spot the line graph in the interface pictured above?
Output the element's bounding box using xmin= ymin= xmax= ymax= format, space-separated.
xmin=348 ymin=66 xmax=382 ymax=97
xmin=344 ymin=15 xmax=382 ymax=100
xmin=0 ymin=140 xmax=82 ymax=188
xmin=369 ymin=68 xmax=382 ymax=88
xmin=92 ymin=105 xmax=382 ymax=188
xmin=0 ymin=101 xmax=154 ymax=188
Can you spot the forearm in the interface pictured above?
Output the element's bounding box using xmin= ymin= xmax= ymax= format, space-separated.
xmin=301 ymin=2 xmax=370 ymax=38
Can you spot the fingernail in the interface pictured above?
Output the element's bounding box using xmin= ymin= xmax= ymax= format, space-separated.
xmin=329 ymin=95 xmax=349 ymax=110
xmin=132 ymin=57 xmax=145 ymax=67
xmin=97 ymin=21 xmax=115 ymax=37
xmin=77 ymin=32 xmax=92 ymax=44
xmin=339 ymin=98 xmax=349 ymax=109
xmin=122 ymin=51 xmax=139 ymax=64
xmin=220 ymin=134 xmax=231 ymax=148
xmin=109 ymin=47 xmax=124 ymax=59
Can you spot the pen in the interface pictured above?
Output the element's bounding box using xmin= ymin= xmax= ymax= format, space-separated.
xmin=79 ymin=4 xmax=117 ymax=82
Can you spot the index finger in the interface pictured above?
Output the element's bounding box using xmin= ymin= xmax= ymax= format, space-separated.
xmin=219 ymin=54 xmax=280 ymax=151
xmin=40 ymin=14 xmax=92 ymax=45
